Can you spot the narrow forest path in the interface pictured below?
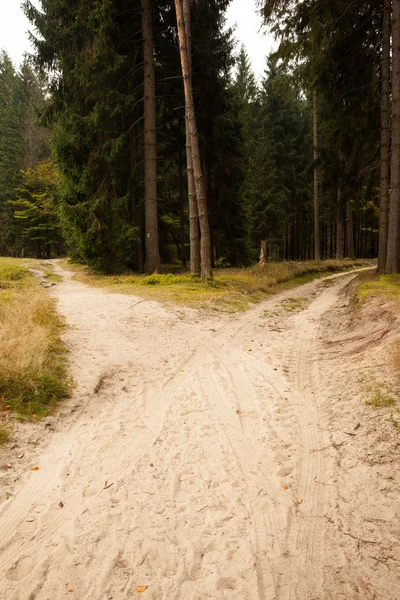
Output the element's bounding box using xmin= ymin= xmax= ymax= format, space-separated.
xmin=0 ymin=264 xmax=397 ymax=600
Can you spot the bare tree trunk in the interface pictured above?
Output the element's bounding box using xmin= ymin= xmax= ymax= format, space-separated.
xmin=387 ymin=0 xmax=400 ymax=272
xmin=259 ymin=240 xmax=267 ymax=268
xmin=178 ymin=141 xmax=187 ymax=270
xmin=182 ymin=0 xmax=200 ymax=275
xmin=176 ymin=0 xmax=212 ymax=279
xmin=141 ymin=0 xmax=160 ymax=273
xmin=346 ymin=201 xmax=356 ymax=259
xmin=336 ymin=186 xmax=344 ymax=260
xmin=313 ymin=89 xmax=320 ymax=261
xmin=379 ymin=0 xmax=392 ymax=271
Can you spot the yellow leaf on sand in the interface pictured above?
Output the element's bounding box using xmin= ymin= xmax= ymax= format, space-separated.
xmin=298 ymin=497 xmax=303 ymax=504
xmin=30 ymin=466 xmax=40 ymax=471
xmin=250 ymin=471 xmax=256 ymax=475
xmin=68 ymin=590 xmax=73 ymax=593
xmin=136 ymin=586 xmax=148 ymax=593
xmin=284 ymin=486 xmax=288 ymax=490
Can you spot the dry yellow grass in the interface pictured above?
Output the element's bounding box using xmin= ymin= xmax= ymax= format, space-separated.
xmin=0 ymin=258 xmax=70 ymax=420
xmin=71 ymin=259 xmax=374 ymax=312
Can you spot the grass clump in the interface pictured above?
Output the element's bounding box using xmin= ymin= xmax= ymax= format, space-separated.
xmin=280 ymin=296 xmax=309 ymax=311
xmin=72 ymin=258 xmax=372 ymax=312
xmin=0 ymin=258 xmax=70 ymax=420
xmin=0 ymin=426 xmax=10 ymax=445
xmin=365 ymin=390 xmax=396 ymax=409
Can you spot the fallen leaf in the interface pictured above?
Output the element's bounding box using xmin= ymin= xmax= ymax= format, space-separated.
xmin=274 ymin=368 xmax=278 ymax=371
xmin=284 ymin=486 xmax=289 ymax=490
xmin=298 ymin=497 xmax=303 ymax=504
xmin=30 ymin=466 xmax=40 ymax=471
xmin=248 ymin=349 xmax=252 ymax=352
xmin=250 ymin=471 xmax=257 ymax=475
xmin=188 ymin=471 xmax=195 ymax=475
xmin=18 ymin=452 xmax=25 ymax=459
xmin=68 ymin=590 xmax=73 ymax=593
xmin=136 ymin=586 xmax=148 ymax=593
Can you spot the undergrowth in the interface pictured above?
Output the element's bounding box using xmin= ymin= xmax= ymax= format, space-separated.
xmin=72 ymin=259 xmax=373 ymax=312
xmin=0 ymin=258 xmax=70 ymax=420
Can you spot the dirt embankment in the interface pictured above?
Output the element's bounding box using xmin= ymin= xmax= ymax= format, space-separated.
xmin=317 ymin=276 xmax=400 ymax=598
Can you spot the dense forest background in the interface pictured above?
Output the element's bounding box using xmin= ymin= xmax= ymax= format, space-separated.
xmin=0 ymin=0 xmax=394 ymax=274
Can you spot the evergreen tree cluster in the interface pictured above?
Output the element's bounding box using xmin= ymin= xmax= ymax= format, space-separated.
xmin=0 ymin=51 xmax=61 ymax=258
xmin=2 ymin=0 xmax=394 ymax=271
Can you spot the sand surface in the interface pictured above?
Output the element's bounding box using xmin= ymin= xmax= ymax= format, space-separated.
xmin=0 ymin=265 xmax=399 ymax=599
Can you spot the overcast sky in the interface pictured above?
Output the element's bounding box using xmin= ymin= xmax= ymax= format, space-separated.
xmin=1 ymin=0 xmax=276 ymax=79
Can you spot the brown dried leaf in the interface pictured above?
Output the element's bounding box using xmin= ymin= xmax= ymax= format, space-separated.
xmin=30 ymin=466 xmax=40 ymax=471
xmin=136 ymin=585 xmax=148 ymax=593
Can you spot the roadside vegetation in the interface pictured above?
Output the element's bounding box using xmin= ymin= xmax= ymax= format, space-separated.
xmin=0 ymin=258 xmax=69 ymax=434
xmin=70 ymin=259 xmax=373 ymax=312
xmin=356 ymin=273 xmax=400 ymax=429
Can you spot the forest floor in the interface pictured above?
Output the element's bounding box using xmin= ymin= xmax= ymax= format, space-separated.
xmin=0 ymin=262 xmax=400 ymax=599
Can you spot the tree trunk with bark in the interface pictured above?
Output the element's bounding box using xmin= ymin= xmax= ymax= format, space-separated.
xmin=346 ymin=201 xmax=356 ymax=259
xmin=141 ymin=0 xmax=160 ymax=273
xmin=387 ymin=0 xmax=400 ymax=272
xmin=182 ymin=0 xmax=200 ymax=275
xmin=259 ymin=240 xmax=267 ymax=268
xmin=336 ymin=186 xmax=344 ymax=260
xmin=175 ymin=0 xmax=212 ymax=279
xmin=313 ymin=89 xmax=320 ymax=261
xmin=178 ymin=141 xmax=187 ymax=270
xmin=379 ymin=0 xmax=392 ymax=272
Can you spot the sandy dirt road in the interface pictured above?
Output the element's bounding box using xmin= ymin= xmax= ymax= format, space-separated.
xmin=0 ymin=265 xmax=398 ymax=600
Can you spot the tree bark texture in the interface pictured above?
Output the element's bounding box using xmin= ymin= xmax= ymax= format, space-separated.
xmin=259 ymin=239 xmax=267 ymax=268
xmin=379 ymin=0 xmax=392 ymax=271
xmin=182 ymin=0 xmax=200 ymax=275
xmin=141 ymin=0 xmax=160 ymax=273
xmin=176 ymin=0 xmax=213 ymax=279
xmin=313 ymin=88 xmax=321 ymax=261
xmin=387 ymin=0 xmax=400 ymax=272
xmin=336 ymin=186 xmax=344 ymax=260
xmin=346 ymin=201 xmax=356 ymax=259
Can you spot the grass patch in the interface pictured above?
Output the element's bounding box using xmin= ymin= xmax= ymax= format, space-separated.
xmin=357 ymin=273 xmax=400 ymax=302
xmin=71 ymin=259 xmax=373 ymax=312
xmin=0 ymin=426 xmax=10 ymax=445
xmin=280 ymin=296 xmax=309 ymax=311
xmin=0 ymin=257 xmax=70 ymax=420
xmin=365 ymin=389 xmax=396 ymax=409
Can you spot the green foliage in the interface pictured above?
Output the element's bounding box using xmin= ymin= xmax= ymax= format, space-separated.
xmin=10 ymin=161 xmax=63 ymax=257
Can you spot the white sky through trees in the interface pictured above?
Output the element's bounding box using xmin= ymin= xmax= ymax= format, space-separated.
xmin=1 ymin=0 xmax=276 ymax=79
xmin=226 ymin=0 xmax=277 ymax=79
